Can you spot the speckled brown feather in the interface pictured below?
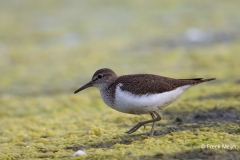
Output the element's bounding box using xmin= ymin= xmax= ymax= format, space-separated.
xmin=109 ymin=74 xmax=215 ymax=96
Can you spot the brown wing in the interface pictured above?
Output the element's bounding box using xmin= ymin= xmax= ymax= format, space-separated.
xmin=112 ymin=74 xmax=213 ymax=95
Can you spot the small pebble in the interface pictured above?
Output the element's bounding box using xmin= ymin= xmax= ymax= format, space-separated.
xmin=72 ymin=150 xmax=86 ymax=156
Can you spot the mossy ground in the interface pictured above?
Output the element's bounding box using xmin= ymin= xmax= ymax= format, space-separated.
xmin=0 ymin=1 xmax=240 ymax=159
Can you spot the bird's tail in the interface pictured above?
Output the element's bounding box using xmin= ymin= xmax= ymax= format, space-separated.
xmin=201 ymin=78 xmax=216 ymax=82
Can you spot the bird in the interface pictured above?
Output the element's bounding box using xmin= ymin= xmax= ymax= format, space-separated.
xmin=74 ymin=68 xmax=215 ymax=136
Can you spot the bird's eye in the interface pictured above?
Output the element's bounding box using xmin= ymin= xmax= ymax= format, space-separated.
xmin=97 ymin=75 xmax=102 ymax=79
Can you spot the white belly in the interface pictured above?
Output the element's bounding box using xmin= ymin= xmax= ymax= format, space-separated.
xmin=113 ymin=84 xmax=193 ymax=114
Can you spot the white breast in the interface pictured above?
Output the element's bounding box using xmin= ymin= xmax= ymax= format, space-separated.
xmin=113 ymin=83 xmax=193 ymax=114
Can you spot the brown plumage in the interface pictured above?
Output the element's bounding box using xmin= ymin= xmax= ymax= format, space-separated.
xmin=111 ymin=74 xmax=215 ymax=95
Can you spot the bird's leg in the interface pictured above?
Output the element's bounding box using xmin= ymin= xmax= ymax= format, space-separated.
xmin=126 ymin=111 xmax=162 ymax=135
xmin=143 ymin=114 xmax=154 ymax=130
xmin=149 ymin=113 xmax=156 ymax=136
xmin=149 ymin=111 xmax=162 ymax=136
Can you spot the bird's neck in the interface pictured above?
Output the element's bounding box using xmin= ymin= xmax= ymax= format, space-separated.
xmin=98 ymin=81 xmax=116 ymax=108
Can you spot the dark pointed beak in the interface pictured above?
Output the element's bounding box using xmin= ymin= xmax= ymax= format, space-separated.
xmin=74 ymin=81 xmax=93 ymax=94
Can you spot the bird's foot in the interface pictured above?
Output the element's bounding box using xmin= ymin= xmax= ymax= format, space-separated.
xmin=126 ymin=122 xmax=144 ymax=134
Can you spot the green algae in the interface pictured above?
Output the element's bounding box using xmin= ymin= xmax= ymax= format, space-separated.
xmin=1 ymin=0 xmax=240 ymax=159
xmin=1 ymin=79 xmax=239 ymax=160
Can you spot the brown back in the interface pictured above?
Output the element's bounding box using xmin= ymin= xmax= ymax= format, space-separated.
xmin=109 ymin=74 xmax=215 ymax=95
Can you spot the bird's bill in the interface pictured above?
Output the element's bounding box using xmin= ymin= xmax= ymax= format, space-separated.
xmin=74 ymin=81 xmax=93 ymax=94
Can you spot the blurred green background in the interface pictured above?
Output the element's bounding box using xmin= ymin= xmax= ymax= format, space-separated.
xmin=1 ymin=0 xmax=240 ymax=95
xmin=0 ymin=0 xmax=240 ymax=159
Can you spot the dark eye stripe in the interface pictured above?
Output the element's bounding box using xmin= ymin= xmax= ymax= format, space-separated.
xmin=93 ymin=74 xmax=106 ymax=81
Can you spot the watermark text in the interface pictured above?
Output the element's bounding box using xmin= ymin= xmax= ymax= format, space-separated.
xmin=200 ymin=144 xmax=237 ymax=150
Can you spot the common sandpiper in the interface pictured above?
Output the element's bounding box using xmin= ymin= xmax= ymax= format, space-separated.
xmin=74 ymin=68 xmax=215 ymax=136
